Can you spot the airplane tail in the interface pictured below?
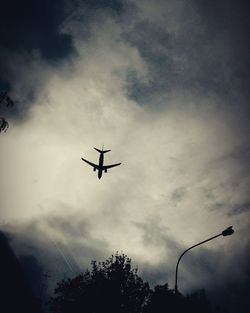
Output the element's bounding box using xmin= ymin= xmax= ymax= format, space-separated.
xmin=94 ymin=147 xmax=111 ymax=154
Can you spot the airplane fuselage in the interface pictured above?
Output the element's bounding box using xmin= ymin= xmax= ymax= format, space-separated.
xmin=98 ymin=153 xmax=104 ymax=179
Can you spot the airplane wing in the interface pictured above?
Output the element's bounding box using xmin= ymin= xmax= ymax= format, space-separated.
xmin=103 ymin=163 xmax=121 ymax=170
xmin=81 ymin=158 xmax=99 ymax=169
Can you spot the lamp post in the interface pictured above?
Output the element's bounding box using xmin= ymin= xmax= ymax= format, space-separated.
xmin=174 ymin=226 xmax=234 ymax=294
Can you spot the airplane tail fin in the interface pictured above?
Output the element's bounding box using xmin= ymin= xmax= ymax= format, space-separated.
xmin=94 ymin=148 xmax=111 ymax=154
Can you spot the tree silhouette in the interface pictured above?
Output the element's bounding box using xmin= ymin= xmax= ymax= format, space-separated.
xmin=145 ymin=284 xmax=223 ymax=313
xmin=0 ymin=117 xmax=9 ymax=132
xmin=144 ymin=283 xmax=184 ymax=313
xmin=0 ymin=91 xmax=14 ymax=133
xmin=50 ymin=253 xmax=226 ymax=313
xmin=50 ymin=253 xmax=150 ymax=313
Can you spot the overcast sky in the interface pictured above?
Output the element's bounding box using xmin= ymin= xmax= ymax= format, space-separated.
xmin=0 ymin=1 xmax=249 ymax=312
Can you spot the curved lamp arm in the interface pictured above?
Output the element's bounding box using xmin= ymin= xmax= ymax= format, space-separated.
xmin=174 ymin=226 xmax=234 ymax=294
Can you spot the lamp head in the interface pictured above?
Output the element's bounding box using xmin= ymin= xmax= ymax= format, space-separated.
xmin=222 ymin=226 xmax=234 ymax=236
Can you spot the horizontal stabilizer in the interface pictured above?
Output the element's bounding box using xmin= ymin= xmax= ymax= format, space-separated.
xmin=94 ymin=148 xmax=111 ymax=154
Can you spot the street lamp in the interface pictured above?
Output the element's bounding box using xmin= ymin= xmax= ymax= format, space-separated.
xmin=174 ymin=226 xmax=234 ymax=294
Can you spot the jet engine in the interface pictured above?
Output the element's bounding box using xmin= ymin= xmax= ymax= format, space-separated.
xmin=105 ymin=169 xmax=107 ymax=173
xmin=93 ymin=168 xmax=96 ymax=171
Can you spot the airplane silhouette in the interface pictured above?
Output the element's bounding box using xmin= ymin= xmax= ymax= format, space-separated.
xmin=81 ymin=147 xmax=121 ymax=179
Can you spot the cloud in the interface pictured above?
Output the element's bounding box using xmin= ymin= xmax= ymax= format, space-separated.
xmin=1 ymin=214 xmax=111 ymax=297
xmin=0 ymin=1 xmax=249 ymax=312
xmin=125 ymin=0 xmax=250 ymax=108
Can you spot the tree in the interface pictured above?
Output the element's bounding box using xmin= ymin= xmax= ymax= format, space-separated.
xmin=50 ymin=253 xmax=226 ymax=313
xmin=145 ymin=284 xmax=220 ymax=313
xmin=144 ymin=283 xmax=186 ymax=313
xmin=0 ymin=91 xmax=14 ymax=133
xmin=50 ymin=253 xmax=150 ymax=313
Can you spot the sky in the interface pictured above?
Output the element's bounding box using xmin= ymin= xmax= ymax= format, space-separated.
xmin=0 ymin=0 xmax=249 ymax=312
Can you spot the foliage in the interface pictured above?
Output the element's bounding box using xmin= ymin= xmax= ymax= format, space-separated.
xmin=50 ymin=254 xmax=225 ymax=313
xmin=50 ymin=253 xmax=150 ymax=313
xmin=0 ymin=117 xmax=9 ymax=132
xmin=145 ymin=285 xmax=223 ymax=313
xmin=0 ymin=91 xmax=14 ymax=133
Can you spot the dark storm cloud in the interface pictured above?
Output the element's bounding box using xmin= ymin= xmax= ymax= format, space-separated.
xmin=0 ymin=0 xmax=126 ymax=119
xmin=1 ymin=213 xmax=111 ymax=297
xmin=0 ymin=0 xmax=72 ymax=62
xmin=0 ymin=0 xmax=125 ymax=65
xmin=193 ymin=0 xmax=250 ymax=98
xmin=124 ymin=0 xmax=250 ymax=106
xmin=77 ymin=0 xmax=124 ymax=12
xmin=134 ymin=216 xmax=180 ymax=252
xmin=0 ymin=0 xmax=73 ymax=118
xmin=5 ymin=214 xmax=110 ymax=268
xmin=229 ymin=202 xmax=250 ymax=216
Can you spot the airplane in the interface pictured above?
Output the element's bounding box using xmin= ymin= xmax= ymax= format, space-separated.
xmin=81 ymin=147 xmax=121 ymax=179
